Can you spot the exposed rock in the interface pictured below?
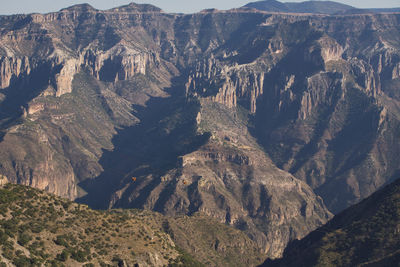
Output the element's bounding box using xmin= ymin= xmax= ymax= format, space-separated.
xmin=0 ymin=174 xmax=8 ymax=187
xmin=0 ymin=56 xmax=30 ymax=88
xmin=318 ymin=36 xmax=343 ymax=63
xmin=54 ymin=57 xmax=81 ymax=96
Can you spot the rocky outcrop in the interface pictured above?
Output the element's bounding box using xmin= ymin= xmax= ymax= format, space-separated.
xmin=0 ymin=56 xmax=31 ymax=88
xmin=185 ymin=58 xmax=266 ymax=113
xmin=0 ymin=174 xmax=8 ymax=187
xmin=318 ymin=36 xmax=343 ymax=63
xmin=83 ymin=44 xmax=158 ymax=83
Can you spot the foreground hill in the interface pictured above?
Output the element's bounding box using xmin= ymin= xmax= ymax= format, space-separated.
xmin=0 ymin=183 xmax=264 ymax=266
xmin=262 ymin=178 xmax=400 ymax=266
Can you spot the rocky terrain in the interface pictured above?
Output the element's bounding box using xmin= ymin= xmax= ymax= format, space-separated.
xmin=0 ymin=183 xmax=264 ymax=266
xmin=262 ymin=177 xmax=400 ymax=267
xmin=0 ymin=0 xmax=399 ymax=259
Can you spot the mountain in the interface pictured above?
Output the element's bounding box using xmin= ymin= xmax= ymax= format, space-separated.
xmin=261 ymin=177 xmax=400 ymax=266
xmin=244 ymin=0 xmax=355 ymax=14
xmin=244 ymin=0 xmax=400 ymax=14
xmin=1 ymin=1 xmax=400 ymax=259
xmin=0 ymin=4 xmax=334 ymax=258
xmin=0 ymin=183 xmax=264 ymax=266
xmin=244 ymin=0 xmax=291 ymax=13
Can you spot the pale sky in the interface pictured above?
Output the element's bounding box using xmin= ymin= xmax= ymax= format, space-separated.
xmin=0 ymin=0 xmax=399 ymax=15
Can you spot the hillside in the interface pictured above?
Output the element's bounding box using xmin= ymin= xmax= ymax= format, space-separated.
xmin=262 ymin=178 xmax=400 ymax=266
xmin=0 ymin=183 xmax=264 ymax=267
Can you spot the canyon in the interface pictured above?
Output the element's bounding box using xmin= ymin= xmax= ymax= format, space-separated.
xmin=0 ymin=1 xmax=399 ymax=260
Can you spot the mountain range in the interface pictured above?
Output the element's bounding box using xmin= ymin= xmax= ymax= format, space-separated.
xmin=0 ymin=0 xmax=399 ymax=264
xmin=244 ymin=0 xmax=400 ymax=14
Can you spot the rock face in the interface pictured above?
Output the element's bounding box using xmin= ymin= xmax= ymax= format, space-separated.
xmin=0 ymin=1 xmax=400 ymax=259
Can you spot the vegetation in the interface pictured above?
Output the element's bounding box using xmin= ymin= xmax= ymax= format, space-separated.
xmin=0 ymin=183 xmax=180 ymax=266
xmin=0 ymin=183 xmax=264 ymax=266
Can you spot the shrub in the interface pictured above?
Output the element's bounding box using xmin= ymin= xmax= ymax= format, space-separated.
xmin=56 ymin=250 xmax=70 ymax=262
xmin=12 ymin=255 xmax=33 ymax=267
xmin=71 ymin=249 xmax=88 ymax=262
xmin=0 ymin=231 xmax=8 ymax=244
xmin=17 ymin=233 xmax=32 ymax=246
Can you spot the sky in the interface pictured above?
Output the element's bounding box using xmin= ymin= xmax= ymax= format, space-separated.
xmin=0 ymin=0 xmax=399 ymax=15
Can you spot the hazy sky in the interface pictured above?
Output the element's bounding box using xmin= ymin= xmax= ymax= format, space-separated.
xmin=0 ymin=0 xmax=399 ymax=15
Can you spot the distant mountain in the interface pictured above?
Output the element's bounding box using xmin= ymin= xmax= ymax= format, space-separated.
xmin=244 ymin=0 xmax=400 ymax=14
xmin=244 ymin=0 xmax=355 ymax=14
xmin=244 ymin=0 xmax=291 ymax=13
xmin=262 ymin=178 xmax=400 ymax=266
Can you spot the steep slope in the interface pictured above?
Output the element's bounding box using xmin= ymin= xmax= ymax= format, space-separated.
xmin=0 ymin=183 xmax=264 ymax=267
xmin=105 ymin=99 xmax=331 ymax=257
xmin=250 ymin=14 xmax=400 ymax=213
xmin=262 ymin=177 xmax=400 ymax=267
xmin=0 ymin=6 xmax=334 ymax=258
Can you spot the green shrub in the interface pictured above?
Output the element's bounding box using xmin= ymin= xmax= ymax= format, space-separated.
xmin=54 ymin=235 xmax=68 ymax=247
xmin=0 ymin=231 xmax=8 ymax=244
xmin=56 ymin=250 xmax=70 ymax=262
xmin=71 ymin=249 xmax=88 ymax=262
xmin=12 ymin=255 xmax=33 ymax=267
xmin=17 ymin=232 xmax=32 ymax=246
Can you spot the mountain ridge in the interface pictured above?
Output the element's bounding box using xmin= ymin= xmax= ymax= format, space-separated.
xmin=244 ymin=0 xmax=400 ymax=14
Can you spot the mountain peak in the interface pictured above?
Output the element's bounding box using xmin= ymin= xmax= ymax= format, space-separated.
xmin=60 ymin=3 xmax=97 ymax=12
xmin=244 ymin=0 xmax=290 ymax=12
xmin=108 ymin=2 xmax=162 ymax=13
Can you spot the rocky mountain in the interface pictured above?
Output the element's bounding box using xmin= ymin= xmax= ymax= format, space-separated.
xmin=262 ymin=177 xmax=400 ymax=266
xmin=0 ymin=1 xmax=400 ymax=260
xmin=0 ymin=183 xmax=264 ymax=266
